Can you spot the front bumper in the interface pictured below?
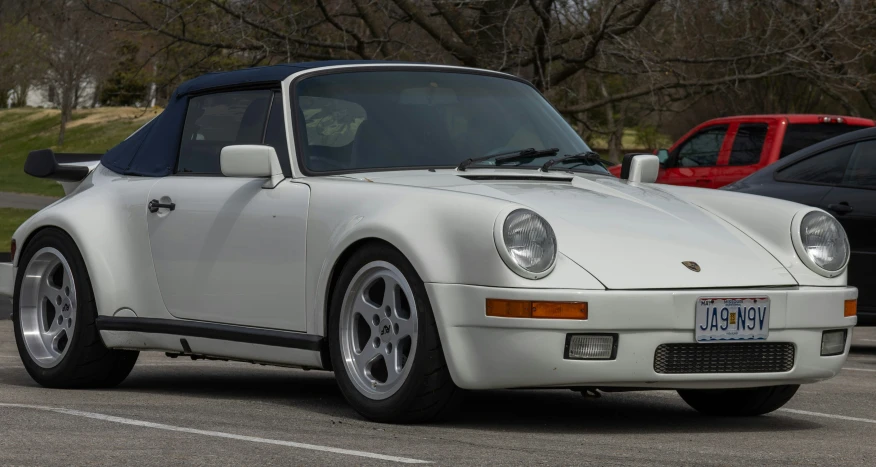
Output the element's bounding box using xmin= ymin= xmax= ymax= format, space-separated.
xmin=0 ymin=262 xmax=13 ymax=298
xmin=427 ymin=284 xmax=857 ymax=390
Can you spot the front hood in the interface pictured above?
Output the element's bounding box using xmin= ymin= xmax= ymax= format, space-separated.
xmin=357 ymin=171 xmax=797 ymax=289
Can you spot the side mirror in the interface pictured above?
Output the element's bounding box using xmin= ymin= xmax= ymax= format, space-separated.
xmin=220 ymin=145 xmax=284 ymax=188
xmin=620 ymin=153 xmax=659 ymax=183
xmin=656 ymin=148 xmax=670 ymax=165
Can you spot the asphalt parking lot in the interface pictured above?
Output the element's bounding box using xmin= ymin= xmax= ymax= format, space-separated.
xmin=0 ymin=321 xmax=873 ymax=466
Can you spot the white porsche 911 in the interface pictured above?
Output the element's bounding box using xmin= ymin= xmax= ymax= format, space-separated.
xmin=0 ymin=62 xmax=857 ymax=423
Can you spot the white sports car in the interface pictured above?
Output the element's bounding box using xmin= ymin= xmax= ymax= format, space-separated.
xmin=0 ymin=62 xmax=857 ymax=423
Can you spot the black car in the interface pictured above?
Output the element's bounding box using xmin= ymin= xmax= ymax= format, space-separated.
xmin=724 ymin=127 xmax=875 ymax=322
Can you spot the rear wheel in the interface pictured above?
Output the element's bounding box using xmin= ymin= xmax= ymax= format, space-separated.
xmin=678 ymin=385 xmax=799 ymax=416
xmin=329 ymin=244 xmax=460 ymax=423
xmin=13 ymin=228 xmax=138 ymax=388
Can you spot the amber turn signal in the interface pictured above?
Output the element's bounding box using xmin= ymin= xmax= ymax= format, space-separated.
xmin=844 ymin=299 xmax=857 ymax=317
xmin=486 ymin=299 xmax=588 ymax=319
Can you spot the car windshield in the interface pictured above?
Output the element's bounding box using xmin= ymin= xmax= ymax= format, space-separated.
xmin=293 ymin=70 xmax=606 ymax=174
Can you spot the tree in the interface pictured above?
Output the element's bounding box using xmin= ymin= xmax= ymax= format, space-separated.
xmin=100 ymin=40 xmax=149 ymax=106
xmin=0 ymin=14 xmax=46 ymax=108
xmin=32 ymin=0 xmax=109 ymax=144
xmin=81 ymin=0 xmax=876 ymax=162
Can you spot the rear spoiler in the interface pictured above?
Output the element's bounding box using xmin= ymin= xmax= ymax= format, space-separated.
xmin=24 ymin=149 xmax=102 ymax=182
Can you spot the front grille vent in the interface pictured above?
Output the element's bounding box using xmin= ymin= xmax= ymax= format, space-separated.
xmin=654 ymin=343 xmax=795 ymax=374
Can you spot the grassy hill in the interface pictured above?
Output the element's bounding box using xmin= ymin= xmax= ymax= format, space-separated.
xmin=0 ymin=107 xmax=161 ymax=196
xmin=1 ymin=208 xmax=36 ymax=251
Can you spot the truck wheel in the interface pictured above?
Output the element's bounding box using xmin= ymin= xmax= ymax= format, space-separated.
xmin=13 ymin=228 xmax=138 ymax=388
xmin=678 ymin=385 xmax=799 ymax=416
xmin=328 ymin=243 xmax=460 ymax=423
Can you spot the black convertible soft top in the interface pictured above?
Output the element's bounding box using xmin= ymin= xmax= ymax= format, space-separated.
xmin=100 ymin=60 xmax=392 ymax=177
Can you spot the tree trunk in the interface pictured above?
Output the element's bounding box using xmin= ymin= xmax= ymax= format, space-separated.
xmin=58 ymin=82 xmax=74 ymax=146
xmin=600 ymin=80 xmax=623 ymax=165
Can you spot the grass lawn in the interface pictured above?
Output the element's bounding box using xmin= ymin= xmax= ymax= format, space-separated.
xmin=0 ymin=107 xmax=160 ymax=196
xmin=0 ymin=208 xmax=37 ymax=252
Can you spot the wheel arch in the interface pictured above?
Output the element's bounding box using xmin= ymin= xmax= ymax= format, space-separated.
xmin=320 ymin=237 xmax=421 ymax=370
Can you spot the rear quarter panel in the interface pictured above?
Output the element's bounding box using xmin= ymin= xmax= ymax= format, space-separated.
xmin=12 ymin=166 xmax=173 ymax=321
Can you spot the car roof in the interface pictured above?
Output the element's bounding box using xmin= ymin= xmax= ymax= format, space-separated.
xmin=175 ymin=60 xmax=415 ymax=96
xmin=764 ymin=125 xmax=876 ymax=173
xmin=699 ymin=114 xmax=875 ymax=125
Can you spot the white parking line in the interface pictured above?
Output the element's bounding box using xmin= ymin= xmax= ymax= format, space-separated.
xmin=844 ymin=367 xmax=876 ymax=373
xmin=779 ymin=408 xmax=876 ymax=424
xmin=0 ymin=403 xmax=429 ymax=464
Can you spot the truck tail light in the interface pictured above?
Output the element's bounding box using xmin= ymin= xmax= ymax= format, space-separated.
xmin=820 ymin=116 xmax=846 ymax=124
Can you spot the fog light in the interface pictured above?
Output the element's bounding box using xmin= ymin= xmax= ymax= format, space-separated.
xmin=565 ymin=334 xmax=617 ymax=360
xmin=821 ymin=330 xmax=847 ymax=356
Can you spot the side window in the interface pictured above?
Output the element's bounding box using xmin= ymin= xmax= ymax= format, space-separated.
xmin=776 ymin=144 xmax=854 ymax=185
xmin=672 ymin=126 xmax=727 ymax=167
xmin=299 ymin=96 xmax=366 ymax=148
xmin=177 ymin=90 xmax=273 ymax=174
xmin=263 ymin=91 xmax=291 ymax=175
xmin=729 ymin=124 xmax=768 ymax=166
xmin=843 ymin=140 xmax=876 ymax=188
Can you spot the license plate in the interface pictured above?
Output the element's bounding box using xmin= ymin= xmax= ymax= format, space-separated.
xmin=695 ymin=297 xmax=770 ymax=342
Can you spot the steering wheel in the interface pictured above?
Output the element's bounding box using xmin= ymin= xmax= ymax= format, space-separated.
xmin=308 ymin=156 xmax=348 ymax=171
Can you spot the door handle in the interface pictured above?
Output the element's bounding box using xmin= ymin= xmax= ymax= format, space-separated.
xmin=827 ymin=202 xmax=853 ymax=214
xmin=148 ymin=199 xmax=176 ymax=213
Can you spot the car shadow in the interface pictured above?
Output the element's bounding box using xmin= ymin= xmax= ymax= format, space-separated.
xmin=0 ymin=364 xmax=821 ymax=435
xmin=850 ymin=345 xmax=876 ymax=356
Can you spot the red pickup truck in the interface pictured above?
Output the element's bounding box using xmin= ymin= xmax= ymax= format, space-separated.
xmin=608 ymin=114 xmax=875 ymax=188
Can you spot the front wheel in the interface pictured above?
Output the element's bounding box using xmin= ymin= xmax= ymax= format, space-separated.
xmin=328 ymin=244 xmax=460 ymax=423
xmin=678 ymin=385 xmax=799 ymax=416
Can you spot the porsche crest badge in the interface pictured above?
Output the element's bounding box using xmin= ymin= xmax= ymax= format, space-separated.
xmin=682 ymin=261 xmax=701 ymax=272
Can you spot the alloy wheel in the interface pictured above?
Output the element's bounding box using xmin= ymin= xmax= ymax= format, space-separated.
xmin=339 ymin=261 xmax=419 ymax=400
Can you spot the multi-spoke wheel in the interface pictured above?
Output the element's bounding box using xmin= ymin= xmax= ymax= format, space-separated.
xmin=340 ymin=261 xmax=418 ymax=400
xmin=329 ymin=243 xmax=460 ymax=423
xmin=13 ymin=228 xmax=138 ymax=388
xmin=18 ymin=247 xmax=77 ymax=368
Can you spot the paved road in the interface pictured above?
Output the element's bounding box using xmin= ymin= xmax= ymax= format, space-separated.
xmin=0 ymin=191 xmax=58 ymax=210
xmin=0 ymin=322 xmax=874 ymax=466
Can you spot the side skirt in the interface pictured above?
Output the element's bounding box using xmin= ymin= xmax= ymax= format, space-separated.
xmin=95 ymin=316 xmax=324 ymax=351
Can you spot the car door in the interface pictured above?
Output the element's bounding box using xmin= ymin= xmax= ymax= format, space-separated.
xmin=718 ymin=122 xmax=773 ymax=187
xmin=820 ymin=139 xmax=876 ymax=312
xmin=145 ymin=88 xmax=310 ymax=332
xmin=660 ymin=125 xmax=729 ymax=187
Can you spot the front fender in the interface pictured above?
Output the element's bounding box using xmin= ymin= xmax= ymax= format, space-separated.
xmin=303 ymin=178 xmax=604 ymax=336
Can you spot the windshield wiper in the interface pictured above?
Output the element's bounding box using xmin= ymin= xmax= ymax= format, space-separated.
xmin=540 ymin=151 xmax=603 ymax=172
xmin=457 ymin=147 xmax=559 ymax=171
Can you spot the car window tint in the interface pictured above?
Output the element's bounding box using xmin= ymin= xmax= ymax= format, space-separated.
xmin=299 ymin=96 xmax=366 ymax=147
xmin=776 ymin=144 xmax=854 ymax=185
xmin=674 ymin=126 xmax=726 ymax=167
xmin=779 ymin=124 xmax=870 ymax=158
xmin=263 ymin=91 xmax=291 ymax=175
xmin=729 ymin=123 xmax=768 ymax=166
xmin=844 ymin=140 xmax=876 ymax=188
xmin=177 ymin=90 xmax=273 ymax=174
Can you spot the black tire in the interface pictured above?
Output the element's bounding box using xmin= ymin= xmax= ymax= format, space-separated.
xmin=13 ymin=228 xmax=139 ymax=388
xmin=678 ymin=384 xmax=799 ymax=416
xmin=328 ymin=243 xmax=461 ymax=423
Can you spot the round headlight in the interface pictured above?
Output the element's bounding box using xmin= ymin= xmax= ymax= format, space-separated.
xmin=497 ymin=209 xmax=557 ymax=278
xmin=799 ymin=211 xmax=849 ymax=272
